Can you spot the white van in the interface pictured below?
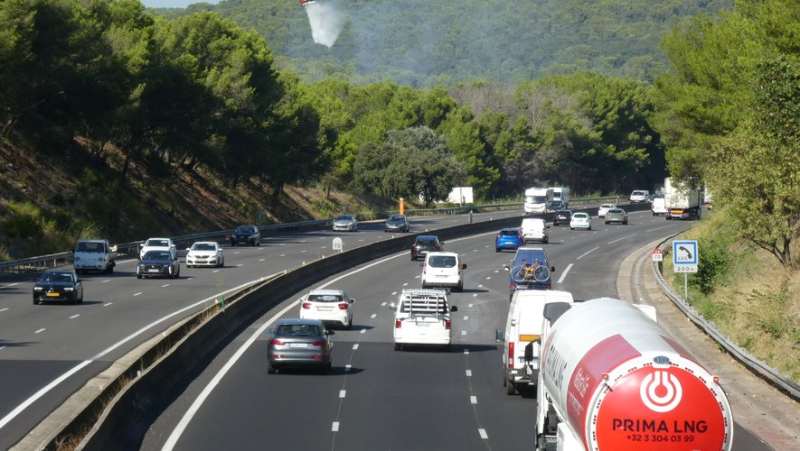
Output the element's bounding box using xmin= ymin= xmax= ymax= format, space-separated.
xmin=391 ymin=289 xmax=457 ymax=351
xmin=497 ymin=289 xmax=574 ymax=395
xmin=520 ymin=217 xmax=549 ymax=244
xmin=421 ymin=252 xmax=466 ymax=292
xmin=651 ymin=196 xmax=667 ymax=216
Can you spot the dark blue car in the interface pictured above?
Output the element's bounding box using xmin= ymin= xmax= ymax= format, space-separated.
xmin=495 ymin=228 xmax=523 ymax=252
xmin=504 ymin=247 xmax=555 ymax=300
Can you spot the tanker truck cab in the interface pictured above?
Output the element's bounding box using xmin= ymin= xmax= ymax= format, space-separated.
xmin=390 ymin=289 xmax=457 ymax=352
xmin=497 ymin=290 xmax=574 ymax=396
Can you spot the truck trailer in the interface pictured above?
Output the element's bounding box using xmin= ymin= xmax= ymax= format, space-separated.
xmin=663 ymin=177 xmax=702 ymax=220
xmin=536 ymin=298 xmax=733 ymax=451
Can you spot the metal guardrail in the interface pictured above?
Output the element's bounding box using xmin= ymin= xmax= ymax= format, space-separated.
xmin=652 ymin=234 xmax=800 ymax=401
xmin=0 ymin=196 xmax=622 ymax=277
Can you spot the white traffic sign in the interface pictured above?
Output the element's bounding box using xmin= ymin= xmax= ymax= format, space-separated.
xmin=673 ymin=240 xmax=698 ymax=273
xmin=652 ymin=248 xmax=663 ymax=262
xmin=332 ymin=237 xmax=343 ymax=252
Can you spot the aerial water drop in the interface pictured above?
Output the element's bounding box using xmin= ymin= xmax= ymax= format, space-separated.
xmin=301 ymin=0 xmax=346 ymax=48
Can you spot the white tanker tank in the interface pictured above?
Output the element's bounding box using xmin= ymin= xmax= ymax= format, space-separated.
xmin=535 ymin=298 xmax=733 ymax=451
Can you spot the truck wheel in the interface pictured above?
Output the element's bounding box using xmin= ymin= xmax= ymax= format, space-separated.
xmin=136 ymin=274 xmax=142 ymax=279
xmin=506 ymin=380 xmax=516 ymax=396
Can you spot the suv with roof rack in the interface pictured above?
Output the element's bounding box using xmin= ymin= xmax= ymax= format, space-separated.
xmin=389 ymin=289 xmax=458 ymax=351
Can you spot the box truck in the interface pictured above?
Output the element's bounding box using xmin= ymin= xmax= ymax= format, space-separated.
xmin=663 ymin=177 xmax=702 ymax=220
xmin=524 ymin=187 xmax=553 ymax=214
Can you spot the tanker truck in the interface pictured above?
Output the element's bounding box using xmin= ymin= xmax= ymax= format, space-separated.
xmin=535 ymin=298 xmax=733 ymax=451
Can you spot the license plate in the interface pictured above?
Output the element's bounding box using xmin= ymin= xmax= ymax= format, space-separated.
xmin=317 ymin=307 xmax=333 ymax=311
xmin=415 ymin=322 xmax=430 ymax=327
xmin=46 ymin=292 xmax=60 ymax=297
xmin=289 ymin=343 xmax=308 ymax=348
xmin=148 ymin=269 xmax=160 ymax=273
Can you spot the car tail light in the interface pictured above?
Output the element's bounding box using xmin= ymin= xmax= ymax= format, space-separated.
xmin=302 ymin=302 xmax=311 ymax=309
xmin=497 ymin=234 xmax=502 ymax=238
xmin=270 ymin=339 xmax=285 ymax=345
xmin=310 ymin=355 xmax=324 ymax=360
xmin=311 ymin=340 xmax=327 ymax=346
xmin=445 ymin=320 xmax=451 ymax=330
xmin=395 ymin=319 xmax=402 ymax=328
xmin=338 ymin=303 xmax=348 ymax=310
xmin=508 ymin=342 xmax=515 ymax=369
xmin=517 ymin=235 xmax=522 ymax=240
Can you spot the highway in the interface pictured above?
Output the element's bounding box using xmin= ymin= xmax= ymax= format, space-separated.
xmin=138 ymin=212 xmax=766 ymax=451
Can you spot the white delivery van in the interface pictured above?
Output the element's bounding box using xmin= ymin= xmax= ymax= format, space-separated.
xmin=497 ymin=289 xmax=574 ymax=395
xmin=391 ymin=289 xmax=458 ymax=351
xmin=651 ymin=196 xmax=667 ymax=216
xmin=421 ymin=252 xmax=466 ymax=292
xmin=521 ymin=218 xmax=549 ymax=244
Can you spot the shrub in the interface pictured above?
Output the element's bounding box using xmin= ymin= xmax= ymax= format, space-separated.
xmin=3 ymin=202 xmax=44 ymax=239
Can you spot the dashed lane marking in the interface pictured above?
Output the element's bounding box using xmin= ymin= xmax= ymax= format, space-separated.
xmin=34 ymin=328 xmax=45 ymax=334
xmin=466 ymin=370 xmax=472 ymax=377
xmin=162 ymin=284 xmax=170 ymax=288
xmin=608 ymin=234 xmax=635 ymax=244
xmin=69 ymin=314 xmax=80 ymax=319
xmin=557 ymin=263 xmax=573 ymax=284
xmin=133 ymin=292 xmax=142 ymax=297
xmin=103 ymin=303 xmax=113 ymax=307
xmin=352 ymin=344 xmax=359 ymax=350
xmin=479 ymin=429 xmax=488 ymax=439
xmin=370 ymin=313 xmax=377 ymax=319
xmin=332 ymin=422 xmax=340 ymax=432
xmin=471 ymin=396 xmax=477 ymax=404
xmin=0 ymin=308 xmax=8 ymax=313
xmin=339 ymin=391 xmax=346 ymax=398
xmin=577 ymin=247 xmax=599 ymax=260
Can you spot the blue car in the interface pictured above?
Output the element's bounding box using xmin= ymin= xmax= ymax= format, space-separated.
xmin=504 ymin=247 xmax=555 ymax=300
xmin=495 ymin=228 xmax=523 ymax=252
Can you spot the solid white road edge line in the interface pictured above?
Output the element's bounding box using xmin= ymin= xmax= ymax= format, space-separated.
xmin=162 ymin=252 xmax=405 ymax=450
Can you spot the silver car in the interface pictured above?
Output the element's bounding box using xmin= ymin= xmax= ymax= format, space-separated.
xmin=384 ymin=214 xmax=410 ymax=233
xmin=267 ymin=318 xmax=333 ymax=374
xmin=605 ymin=208 xmax=628 ymax=225
xmin=332 ymin=214 xmax=358 ymax=232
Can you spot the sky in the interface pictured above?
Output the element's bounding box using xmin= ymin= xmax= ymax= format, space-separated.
xmin=141 ymin=0 xmax=219 ymax=8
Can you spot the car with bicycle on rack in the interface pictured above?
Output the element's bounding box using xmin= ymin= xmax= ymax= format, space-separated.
xmin=504 ymin=247 xmax=555 ymax=301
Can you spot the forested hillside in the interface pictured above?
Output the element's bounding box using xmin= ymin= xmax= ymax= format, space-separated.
xmin=160 ymin=0 xmax=733 ymax=86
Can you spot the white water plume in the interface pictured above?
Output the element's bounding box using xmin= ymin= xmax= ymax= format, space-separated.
xmin=304 ymin=1 xmax=347 ymax=48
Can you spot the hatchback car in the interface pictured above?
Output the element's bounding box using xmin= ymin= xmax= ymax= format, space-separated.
xmin=332 ymin=215 xmax=358 ymax=232
xmin=552 ymin=210 xmax=572 ymax=226
xmin=495 ymin=228 xmax=523 ymax=252
xmin=605 ymin=208 xmax=629 ymax=225
xmin=139 ymin=237 xmax=175 ymax=260
xmin=186 ymin=241 xmax=224 ymax=268
xmin=410 ymin=235 xmax=443 ymax=261
xmin=384 ymin=214 xmax=410 ymax=233
xmin=137 ymin=249 xmax=180 ymax=279
xmin=569 ymin=212 xmax=592 ymax=230
xmin=230 ymin=225 xmax=260 ymax=246
xmin=267 ymin=318 xmax=333 ymax=374
xmin=299 ymin=289 xmax=355 ymax=329
xmin=33 ymin=270 xmax=83 ymax=304
xmin=597 ymin=203 xmax=616 ymax=218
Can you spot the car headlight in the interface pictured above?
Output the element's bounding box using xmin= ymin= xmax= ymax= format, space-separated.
xmin=64 ymin=287 xmax=74 ymax=291
xmin=34 ymin=287 xmax=43 ymax=291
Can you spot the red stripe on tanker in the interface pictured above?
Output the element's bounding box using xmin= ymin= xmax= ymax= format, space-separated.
xmin=540 ymin=298 xmax=733 ymax=450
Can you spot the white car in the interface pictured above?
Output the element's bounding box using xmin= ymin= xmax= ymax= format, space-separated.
xmin=629 ymin=190 xmax=650 ymax=203
xmin=300 ymin=289 xmax=355 ymax=329
xmin=569 ymin=212 xmax=592 ymax=230
xmin=420 ymin=252 xmax=467 ymax=292
xmin=597 ymin=203 xmax=616 ymax=218
xmin=520 ymin=217 xmax=549 ymax=244
xmin=139 ymin=237 xmax=176 ymax=260
xmin=185 ymin=241 xmax=224 ymax=268
xmin=390 ymin=289 xmax=457 ymax=351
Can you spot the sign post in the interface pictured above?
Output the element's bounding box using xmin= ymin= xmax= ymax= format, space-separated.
xmin=672 ymin=240 xmax=699 ymax=300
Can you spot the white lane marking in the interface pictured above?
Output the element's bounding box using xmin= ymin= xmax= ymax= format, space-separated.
xmin=463 ymin=316 xmax=469 ymax=320
xmin=471 ymin=396 xmax=477 ymax=404
xmin=478 ymin=284 xmax=484 ymax=288
xmin=466 ymin=370 xmax=472 ymax=377
xmin=339 ymin=390 xmax=346 ymax=398
xmin=234 ymin=251 xmax=240 ymax=255
xmin=69 ymin=314 xmax=80 ymax=319
xmin=280 ymin=254 xmax=286 ymax=257
xmin=403 ymin=282 xmax=409 ymax=286
xmin=557 ymin=263 xmax=573 ymax=284
xmin=212 ymin=270 xmax=220 ymax=273
xmin=300 ymin=250 xmax=307 ymax=253
xmin=160 ymin=253 xmax=418 ymax=449
xmin=577 ymin=247 xmax=599 ymax=260
xmin=472 ymin=293 xmax=477 ymax=297
xmin=332 ymin=422 xmax=340 ymax=432
xmin=103 ymin=302 xmax=113 ymax=307
xmin=391 ymin=292 xmax=397 ymax=296
xmin=346 ymin=364 xmax=352 ymax=371
xmin=360 ymin=328 xmax=366 ymax=334
xmin=608 ymin=234 xmax=635 ymax=244
xmin=461 ymin=330 xmax=467 ymax=336
xmin=34 ymin=328 xmax=46 ymax=334
xmin=468 ymin=304 xmax=473 ymax=308
xmin=3 ymin=283 xmax=19 ymax=288
xmin=101 ymin=280 xmax=111 ymax=284
xmin=0 ymin=346 xmax=6 ymax=351
xmin=259 ymin=259 xmax=265 ymax=262
xmin=236 ymin=264 xmax=243 ymax=267
xmin=485 ymin=277 xmax=490 ymax=280
xmin=464 ymin=349 xmax=470 ymax=355
xmin=162 ymin=284 xmax=170 ymax=288
xmin=370 ymin=313 xmax=377 ymax=319
xmin=382 ymin=302 xmax=387 ymax=306
xmin=352 ymin=344 xmax=359 ymax=350
xmin=321 ymin=246 xmax=327 ymax=249
xmin=646 ymin=225 xmax=672 ymax=232
xmin=479 ymin=429 xmax=488 ymax=439
xmin=133 ymin=292 xmax=142 ymax=297
xmin=0 ymin=308 xmax=8 ymax=313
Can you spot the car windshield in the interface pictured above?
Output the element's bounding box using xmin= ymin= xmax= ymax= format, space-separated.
xmin=147 ymin=239 xmax=169 ymax=247
xmin=276 ymin=324 xmax=322 ymax=337
xmin=601 ymin=204 xmax=614 ymax=208
xmin=42 ymin=272 xmax=73 ymax=282
xmin=632 ymin=191 xmax=646 ymax=195
xmin=574 ymin=213 xmax=589 ymax=219
xmin=192 ymin=243 xmax=216 ymax=251
xmin=235 ymin=226 xmax=254 ymax=234
xmin=307 ymin=294 xmax=342 ymax=303
xmin=500 ymin=230 xmax=519 ymax=236
xmin=428 ymin=255 xmax=457 ymax=268
xmin=335 ymin=216 xmax=353 ymax=221
xmin=388 ymin=215 xmax=405 ymax=221
xmin=75 ymin=242 xmax=103 ymax=252
xmin=144 ymin=251 xmax=171 ymax=260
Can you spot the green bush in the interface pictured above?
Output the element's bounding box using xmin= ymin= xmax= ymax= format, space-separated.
xmin=3 ymin=202 xmax=44 ymax=239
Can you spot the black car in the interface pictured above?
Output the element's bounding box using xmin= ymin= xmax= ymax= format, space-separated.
xmin=410 ymin=235 xmax=444 ymax=261
xmin=552 ymin=209 xmax=573 ymax=226
xmin=33 ymin=270 xmax=83 ymax=304
xmin=137 ymin=250 xmax=181 ymax=279
xmin=385 ymin=214 xmax=410 ymax=233
xmin=230 ymin=225 xmax=261 ymax=246
xmin=546 ymin=200 xmax=566 ymax=212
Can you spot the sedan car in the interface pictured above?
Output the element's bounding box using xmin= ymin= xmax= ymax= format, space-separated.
xmin=552 ymin=209 xmax=573 ymax=226
xmin=605 ymin=208 xmax=629 ymax=225
xmin=495 ymin=227 xmax=523 ymax=252
xmin=33 ymin=270 xmax=83 ymax=304
xmin=267 ymin=318 xmax=333 ymax=374
xmin=230 ymin=225 xmax=260 ymax=246
xmin=139 ymin=237 xmax=175 ymax=260
xmin=186 ymin=241 xmax=224 ymax=268
xmin=137 ymin=249 xmax=180 ymax=279
xmin=410 ymin=235 xmax=443 ymax=261
xmin=569 ymin=212 xmax=592 ymax=230
xmin=597 ymin=203 xmax=616 ymax=218
xmin=384 ymin=214 xmax=410 ymax=233
xmin=300 ymin=289 xmax=355 ymax=329
xmin=332 ymin=214 xmax=358 ymax=232
xmin=546 ymin=200 xmax=566 ymax=212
